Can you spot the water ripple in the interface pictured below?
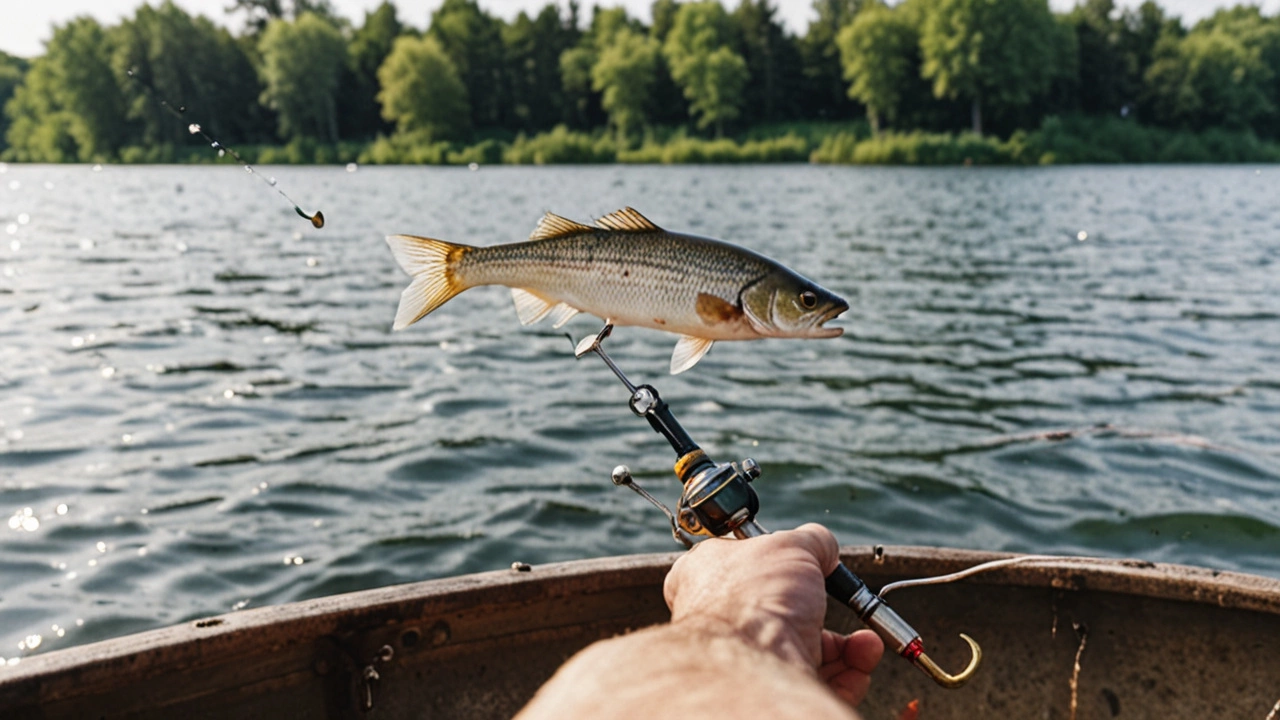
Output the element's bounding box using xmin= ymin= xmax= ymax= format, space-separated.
xmin=2 ymin=165 xmax=1279 ymax=659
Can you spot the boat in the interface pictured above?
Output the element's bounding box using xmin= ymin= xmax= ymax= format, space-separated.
xmin=3 ymin=545 xmax=1278 ymax=719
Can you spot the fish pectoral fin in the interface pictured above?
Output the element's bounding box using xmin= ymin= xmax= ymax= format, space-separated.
xmin=530 ymin=212 xmax=595 ymax=241
xmin=696 ymin=292 xmax=745 ymax=327
xmin=511 ymin=288 xmax=555 ymax=325
xmin=548 ymin=303 xmax=581 ymax=329
xmin=595 ymin=207 xmax=662 ymax=233
xmin=670 ymin=335 xmax=715 ymax=375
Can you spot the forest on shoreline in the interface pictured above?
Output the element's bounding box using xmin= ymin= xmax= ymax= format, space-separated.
xmin=2 ymin=0 xmax=1280 ymax=166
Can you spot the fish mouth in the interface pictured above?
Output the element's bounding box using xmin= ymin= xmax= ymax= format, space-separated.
xmin=810 ymin=300 xmax=848 ymax=338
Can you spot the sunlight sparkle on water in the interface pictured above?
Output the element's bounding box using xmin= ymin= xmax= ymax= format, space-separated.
xmin=1077 ymin=230 xmax=1089 ymax=241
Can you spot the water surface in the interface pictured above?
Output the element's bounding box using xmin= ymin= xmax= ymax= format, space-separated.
xmin=2 ymin=164 xmax=1279 ymax=661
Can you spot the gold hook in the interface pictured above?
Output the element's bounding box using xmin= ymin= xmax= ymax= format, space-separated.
xmin=913 ymin=633 xmax=982 ymax=689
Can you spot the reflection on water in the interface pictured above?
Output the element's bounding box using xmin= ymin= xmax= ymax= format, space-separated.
xmin=1 ymin=164 xmax=1279 ymax=661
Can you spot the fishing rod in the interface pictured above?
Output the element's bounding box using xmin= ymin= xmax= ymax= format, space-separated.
xmin=574 ymin=323 xmax=982 ymax=689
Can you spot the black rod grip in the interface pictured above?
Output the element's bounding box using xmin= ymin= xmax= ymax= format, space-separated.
xmin=645 ymin=396 xmax=700 ymax=458
xmin=825 ymin=563 xmax=869 ymax=606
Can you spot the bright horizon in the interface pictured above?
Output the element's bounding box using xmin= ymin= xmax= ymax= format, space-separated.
xmin=3 ymin=0 xmax=1276 ymax=58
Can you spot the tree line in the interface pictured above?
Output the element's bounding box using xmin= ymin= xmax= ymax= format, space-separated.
xmin=1 ymin=0 xmax=1278 ymax=163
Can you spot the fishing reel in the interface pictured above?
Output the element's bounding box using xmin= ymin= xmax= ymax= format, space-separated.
xmin=576 ymin=324 xmax=982 ymax=690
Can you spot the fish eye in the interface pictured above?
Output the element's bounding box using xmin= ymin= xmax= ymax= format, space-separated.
xmin=799 ymin=291 xmax=818 ymax=309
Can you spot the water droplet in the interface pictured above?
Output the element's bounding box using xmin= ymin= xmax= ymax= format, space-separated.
xmin=345 ymin=163 xmax=357 ymax=173
xmin=218 ymin=149 xmax=225 ymax=157
xmin=243 ymin=166 xmax=252 ymax=174
xmin=96 ymin=542 xmax=107 ymax=553
xmin=71 ymin=336 xmax=85 ymax=348
xmin=92 ymin=164 xmax=102 ymax=172
xmin=65 ymin=571 xmax=77 ymax=580
xmin=468 ymin=162 xmax=479 ymax=171
xmin=56 ymin=504 xmax=67 ymax=515
xmin=23 ymin=634 xmax=41 ymax=650
xmin=55 ymin=628 xmax=65 ymax=638
xmin=137 ymin=547 xmax=148 ymax=556
xmin=5 ymin=224 xmax=15 ymax=235
xmin=9 ymin=240 xmax=19 ymax=251
xmin=17 ymin=213 xmax=28 ymax=225
xmin=100 ymin=367 xmax=116 ymax=378
xmin=121 ymin=434 xmax=133 ymax=444
xmin=1077 ymin=230 xmax=1089 ymax=241
xmin=175 ymin=242 xmax=188 ymax=253
xmin=188 ymin=123 xmax=201 ymax=134
xmin=268 ymin=177 xmax=277 ymax=186
xmin=305 ymin=257 xmax=318 ymax=267
xmin=178 ymin=105 xmax=186 ymax=113
xmin=21 ymin=516 xmax=38 ymax=532
xmin=79 ymin=238 xmax=95 ymax=250
xmin=223 ymin=389 xmax=235 ymax=399
xmin=75 ymin=619 xmax=84 ymax=627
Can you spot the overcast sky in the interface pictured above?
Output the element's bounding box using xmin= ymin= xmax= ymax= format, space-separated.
xmin=3 ymin=0 xmax=1276 ymax=58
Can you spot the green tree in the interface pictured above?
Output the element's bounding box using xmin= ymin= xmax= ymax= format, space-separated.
xmin=112 ymin=2 xmax=262 ymax=149
xmin=4 ymin=17 xmax=127 ymax=162
xmin=663 ymin=0 xmax=750 ymax=135
xmin=558 ymin=7 xmax=642 ymax=130
xmin=1066 ymin=0 xmax=1137 ymax=116
xmin=429 ymin=0 xmax=506 ymax=130
xmin=1144 ymin=29 xmax=1273 ymax=131
xmin=341 ymin=1 xmax=404 ymax=140
xmin=734 ymin=0 xmax=805 ymax=124
xmin=504 ymin=5 xmax=577 ymax=133
xmin=837 ymin=1 xmax=916 ymax=133
xmin=227 ymin=0 xmax=339 ymax=33
xmin=591 ymin=28 xmax=661 ymax=142
xmin=376 ymin=35 xmax=470 ymax=140
xmin=798 ymin=0 xmax=862 ymax=119
xmin=1193 ymin=6 xmax=1280 ymax=136
xmin=919 ymin=0 xmax=1064 ymax=135
xmin=258 ymin=13 xmax=346 ymax=142
xmin=0 ymin=52 xmax=29 ymax=154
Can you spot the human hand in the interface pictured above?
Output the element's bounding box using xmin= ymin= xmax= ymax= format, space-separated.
xmin=663 ymin=523 xmax=884 ymax=706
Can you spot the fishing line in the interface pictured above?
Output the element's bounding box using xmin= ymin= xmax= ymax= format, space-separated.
xmin=125 ymin=68 xmax=324 ymax=229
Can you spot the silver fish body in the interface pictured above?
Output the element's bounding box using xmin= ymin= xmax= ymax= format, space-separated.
xmin=386 ymin=208 xmax=847 ymax=373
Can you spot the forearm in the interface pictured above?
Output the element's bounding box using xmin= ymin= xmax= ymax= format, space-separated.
xmin=515 ymin=619 xmax=860 ymax=720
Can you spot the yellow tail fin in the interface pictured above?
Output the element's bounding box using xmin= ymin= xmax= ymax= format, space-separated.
xmin=385 ymin=234 xmax=472 ymax=330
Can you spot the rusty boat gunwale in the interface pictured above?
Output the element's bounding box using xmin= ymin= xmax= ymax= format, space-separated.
xmin=4 ymin=545 xmax=1279 ymax=719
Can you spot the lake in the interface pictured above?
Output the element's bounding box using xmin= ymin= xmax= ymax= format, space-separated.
xmin=2 ymin=163 xmax=1279 ymax=661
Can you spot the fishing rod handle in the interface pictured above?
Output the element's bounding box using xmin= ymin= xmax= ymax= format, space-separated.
xmin=734 ymin=521 xmax=920 ymax=656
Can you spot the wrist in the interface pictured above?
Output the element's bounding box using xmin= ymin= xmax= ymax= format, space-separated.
xmin=670 ymin=610 xmax=813 ymax=669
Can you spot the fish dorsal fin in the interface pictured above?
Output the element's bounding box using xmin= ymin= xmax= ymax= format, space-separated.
xmin=511 ymin=288 xmax=555 ymax=325
xmin=530 ymin=212 xmax=595 ymax=241
xmin=595 ymin=207 xmax=661 ymax=233
xmin=670 ymin=335 xmax=715 ymax=374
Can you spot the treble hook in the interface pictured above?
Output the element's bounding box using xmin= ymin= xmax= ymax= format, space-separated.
xmin=911 ymin=633 xmax=982 ymax=689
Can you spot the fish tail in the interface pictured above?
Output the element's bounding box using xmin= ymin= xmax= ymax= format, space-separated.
xmin=386 ymin=234 xmax=473 ymax=330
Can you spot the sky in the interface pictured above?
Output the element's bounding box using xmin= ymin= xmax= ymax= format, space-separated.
xmin=2 ymin=0 xmax=1277 ymax=58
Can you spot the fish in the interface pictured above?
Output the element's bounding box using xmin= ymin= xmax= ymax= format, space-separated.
xmin=386 ymin=207 xmax=848 ymax=374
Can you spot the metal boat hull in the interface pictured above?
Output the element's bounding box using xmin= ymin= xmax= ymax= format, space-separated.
xmin=3 ymin=546 xmax=1278 ymax=719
